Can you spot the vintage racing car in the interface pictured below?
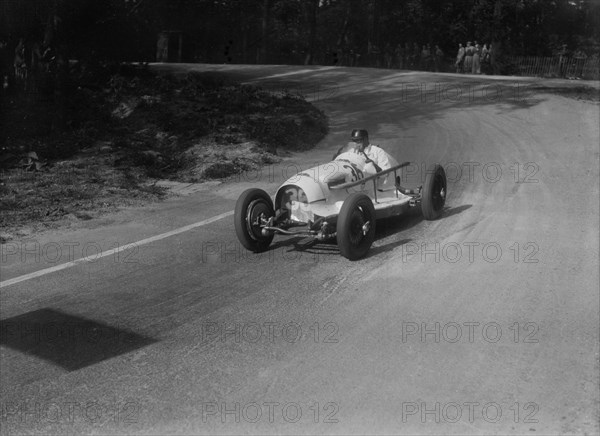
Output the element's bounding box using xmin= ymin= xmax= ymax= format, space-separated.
xmin=234 ymin=151 xmax=446 ymax=260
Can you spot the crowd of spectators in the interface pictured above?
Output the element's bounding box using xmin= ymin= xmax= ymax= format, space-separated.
xmin=454 ymin=41 xmax=492 ymax=74
xmin=331 ymin=40 xmax=500 ymax=75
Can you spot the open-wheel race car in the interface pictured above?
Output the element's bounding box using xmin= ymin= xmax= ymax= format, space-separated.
xmin=234 ymin=151 xmax=447 ymax=260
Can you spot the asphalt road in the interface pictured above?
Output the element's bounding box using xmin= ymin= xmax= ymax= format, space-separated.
xmin=1 ymin=65 xmax=599 ymax=435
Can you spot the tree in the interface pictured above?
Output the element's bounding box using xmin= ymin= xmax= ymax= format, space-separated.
xmin=304 ymin=0 xmax=319 ymax=65
xmin=2 ymin=0 xmax=598 ymax=72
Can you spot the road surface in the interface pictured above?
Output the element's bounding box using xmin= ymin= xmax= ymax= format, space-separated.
xmin=1 ymin=65 xmax=599 ymax=435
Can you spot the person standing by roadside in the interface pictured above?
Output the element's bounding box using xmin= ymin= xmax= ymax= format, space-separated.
xmin=463 ymin=41 xmax=473 ymax=74
xmin=573 ymin=49 xmax=587 ymax=79
xmin=412 ymin=43 xmax=419 ymax=69
xmin=558 ymin=44 xmax=568 ymax=78
xmin=384 ymin=43 xmax=393 ymax=68
xmin=395 ymin=43 xmax=404 ymax=69
xmin=370 ymin=42 xmax=381 ymax=68
xmin=434 ymin=45 xmax=444 ymax=72
xmin=488 ymin=43 xmax=495 ymax=74
xmin=420 ymin=44 xmax=431 ymax=71
xmin=455 ymin=43 xmax=465 ymax=73
xmin=472 ymin=42 xmax=481 ymax=74
xmin=481 ymin=43 xmax=490 ymax=74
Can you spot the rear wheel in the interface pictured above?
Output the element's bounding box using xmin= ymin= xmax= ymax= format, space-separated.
xmin=234 ymin=188 xmax=275 ymax=252
xmin=421 ymin=164 xmax=446 ymax=220
xmin=337 ymin=193 xmax=376 ymax=260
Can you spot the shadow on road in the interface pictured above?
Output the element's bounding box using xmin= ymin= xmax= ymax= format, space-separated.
xmin=0 ymin=308 xmax=157 ymax=371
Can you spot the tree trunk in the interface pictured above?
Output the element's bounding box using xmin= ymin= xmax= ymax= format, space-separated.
xmin=304 ymin=0 xmax=318 ymax=65
xmin=367 ymin=0 xmax=374 ymax=63
xmin=44 ymin=0 xmax=68 ymax=131
xmin=491 ymin=0 xmax=504 ymax=75
xmin=240 ymin=6 xmax=248 ymax=64
xmin=54 ymin=43 xmax=68 ymax=131
xmin=260 ymin=0 xmax=270 ymax=64
xmin=335 ymin=1 xmax=352 ymax=66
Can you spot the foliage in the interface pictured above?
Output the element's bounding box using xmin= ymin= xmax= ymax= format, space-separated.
xmin=2 ymin=0 xmax=598 ymax=67
xmin=0 ymin=69 xmax=328 ymax=232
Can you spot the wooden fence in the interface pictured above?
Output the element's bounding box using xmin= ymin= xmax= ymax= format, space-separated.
xmin=509 ymin=56 xmax=600 ymax=80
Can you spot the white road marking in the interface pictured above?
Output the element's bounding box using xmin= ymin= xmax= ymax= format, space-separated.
xmin=249 ymin=66 xmax=338 ymax=80
xmin=0 ymin=210 xmax=234 ymax=288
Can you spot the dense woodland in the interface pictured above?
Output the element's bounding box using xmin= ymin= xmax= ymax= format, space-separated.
xmin=2 ymin=0 xmax=599 ymax=68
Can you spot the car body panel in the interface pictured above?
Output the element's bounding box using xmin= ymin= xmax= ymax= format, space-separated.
xmin=276 ymin=151 xmax=412 ymax=223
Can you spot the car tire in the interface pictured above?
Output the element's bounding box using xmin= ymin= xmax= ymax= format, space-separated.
xmin=421 ymin=164 xmax=446 ymax=220
xmin=337 ymin=193 xmax=376 ymax=260
xmin=234 ymin=188 xmax=275 ymax=253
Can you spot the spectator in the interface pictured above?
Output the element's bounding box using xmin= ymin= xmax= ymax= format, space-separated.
xmin=412 ymin=43 xmax=419 ymax=69
xmin=455 ymin=43 xmax=465 ymax=73
xmin=463 ymin=41 xmax=473 ymax=74
xmin=384 ymin=43 xmax=393 ymax=68
xmin=558 ymin=44 xmax=568 ymax=78
xmin=488 ymin=43 xmax=496 ymax=74
xmin=481 ymin=43 xmax=490 ymax=74
xmin=420 ymin=44 xmax=431 ymax=71
xmin=573 ymin=50 xmax=587 ymax=79
xmin=434 ymin=45 xmax=444 ymax=72
xmin=369 ymin=42 xmax=381 ymax=67
xmin=395 ymin=43 xmax=404 ymax=69
xmin=427 ymin=44 xmax=434 ymax=70
xmin=472 ymin=43 xmax=481 ymax=74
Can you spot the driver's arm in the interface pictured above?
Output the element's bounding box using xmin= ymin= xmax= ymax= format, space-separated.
xmin=361 ymin=151 xmax=382 ymax=172
xmin=372 ymin=147 xmax=393 ymax=171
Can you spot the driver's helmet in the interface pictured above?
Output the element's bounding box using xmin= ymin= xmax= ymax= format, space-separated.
xmin=350 ymin=129 xmax=368 ymax=142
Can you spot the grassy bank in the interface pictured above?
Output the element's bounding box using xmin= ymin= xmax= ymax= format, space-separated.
xmin=0 ymin=68 xmax=329 ymax=240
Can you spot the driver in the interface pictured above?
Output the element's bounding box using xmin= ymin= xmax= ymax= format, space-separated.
xmin=348 ymin=129 xmax=398 ymax=189
xmin=348 ymin=129 xmax=397 ymax=173
xmin=338 ymin=129 xmax=420 ymax=195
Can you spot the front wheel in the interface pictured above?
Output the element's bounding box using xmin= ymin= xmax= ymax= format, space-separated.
xmin=421 ymin=164 xmax=446 ymax=220
xmin=234 ymin=188 xmax=275 ymax=252
xmin=337 ymin=193 xmax=376 ymax=260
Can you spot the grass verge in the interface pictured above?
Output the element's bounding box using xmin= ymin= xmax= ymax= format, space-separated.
xmin=0 ymin=67 xmax=328 ymax=241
